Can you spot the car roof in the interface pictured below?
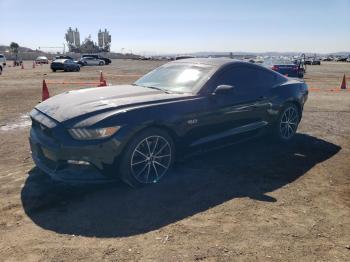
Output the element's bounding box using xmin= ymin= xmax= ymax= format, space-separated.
xmin=53 ymin=59 xmax=67 ymax=63
xmin=170 ymin=58 xmax=248 ymax=67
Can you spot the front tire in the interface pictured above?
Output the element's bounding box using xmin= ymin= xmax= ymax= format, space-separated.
xmin=273 ymin=103 xmax=300 ymax=142
xmin=119 ymin=128 xmax=175 ymax=187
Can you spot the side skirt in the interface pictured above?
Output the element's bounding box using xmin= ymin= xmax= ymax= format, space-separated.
xmin=190 ymin=121 xmax=268 ymax=147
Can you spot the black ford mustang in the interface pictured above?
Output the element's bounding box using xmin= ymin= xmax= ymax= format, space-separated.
xmin=29 ymin=58 xmax=308 ymax=186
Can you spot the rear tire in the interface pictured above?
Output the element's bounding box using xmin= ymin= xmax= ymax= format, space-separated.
xmin=118 ymin=128 xmax=175 ymax=187
xmin=99 ymin=62 xmax=104 ymax=66
xmin=52 ymin=69 xmax=56 ymax=72
xmin=272 ymin=103 xmax=300 ymax=142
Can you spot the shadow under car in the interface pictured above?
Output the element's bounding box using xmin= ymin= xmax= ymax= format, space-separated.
xmin=21 ymin=133 xmax=341 ymax=237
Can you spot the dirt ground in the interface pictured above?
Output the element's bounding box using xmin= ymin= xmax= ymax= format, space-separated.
xmin=0 ymin=60 xmax=349 ymax=262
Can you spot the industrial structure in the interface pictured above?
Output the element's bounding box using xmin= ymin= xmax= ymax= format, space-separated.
xmin=65 ymin=27 xmax=111 ymax=53
xmin=98 ymin=29 xmax=111 ymax=52
xmin=65 ymin=27 xmax=80 ymax=51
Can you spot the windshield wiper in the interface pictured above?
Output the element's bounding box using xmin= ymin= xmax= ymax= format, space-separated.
xmin=133 ymin=84 xmax=184 ymax=94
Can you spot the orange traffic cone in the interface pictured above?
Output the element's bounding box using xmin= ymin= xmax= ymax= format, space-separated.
xmin=340 ymin=74 xmax=347 ymax=89
xmin=98 ymin=79 xmax=107 ymax=87
xmin=42 ymin=80 xmax=50 ymax=101
xmin=32 ymin=61 xmax=35 ymax=69
xmin=99 ymin=71 xmax=105 ymax=83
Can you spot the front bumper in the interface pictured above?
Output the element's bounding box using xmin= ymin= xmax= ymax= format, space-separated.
xmin=29 ymin=127 xmax=122 ymax=183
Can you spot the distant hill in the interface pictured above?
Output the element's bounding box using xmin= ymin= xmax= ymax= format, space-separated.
xmin=148 ymin=51 xmax=350 ymax=58
xmin=1 ymin=44 xmax=349 ymax=59
xmin=0 ymin=44 xmax=140 ymax=60
xmin=0 ymin=45 xmax=36 ymax=53
xmin=180 ymin=51 xmax=350 ymax=57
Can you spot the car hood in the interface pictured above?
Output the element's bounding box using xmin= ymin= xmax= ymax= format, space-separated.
xmin=35 ymin=85 xmax=188 ymax=122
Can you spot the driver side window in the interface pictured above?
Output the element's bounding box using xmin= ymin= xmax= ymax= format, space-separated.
xmin=216 ymin=66 xmax=275 ymax=97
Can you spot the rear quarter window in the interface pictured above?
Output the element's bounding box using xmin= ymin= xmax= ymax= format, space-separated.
xmin=258 ymin=68 xmax=287 ymax=86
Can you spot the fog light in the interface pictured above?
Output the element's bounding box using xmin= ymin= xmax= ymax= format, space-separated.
xmin=67 ymin=160 xmax=90 ymax=165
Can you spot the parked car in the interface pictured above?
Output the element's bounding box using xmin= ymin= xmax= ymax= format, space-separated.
xmin=29 ymin=58 xmax=308 ymax=186
xmin=51 ymin=59 xmax=80 ymax=72
xmin=304 ymin=58 xmax=313 ymax=65
xmin=0 ymin=54 xmax=6 ymax=66
xmin=78 ymin=57 xmax=105 ymax=66
xmin=336 ymin=57 xmax=348 ymax=62
xmin=322 ymin=57 xmax=333 ymax=61
xmin=35 ymin=56 xmax=49 ymax=64
xmin=82 ymin=54 xmax=111 ymax=65
xmin=263 ymin=59 xmax=305 ymax=78
xmin=311 ymin=59 xmax=321 ymax=65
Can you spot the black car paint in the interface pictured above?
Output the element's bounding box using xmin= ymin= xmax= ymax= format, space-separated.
xmin=29 ymin=59 xmax=308 ymax=182
xmin=51 ymin=59 xmax=80 ymax=72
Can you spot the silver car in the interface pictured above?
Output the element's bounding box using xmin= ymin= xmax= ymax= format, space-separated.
xmin=79 ymin=57 xmax=105 ymax=66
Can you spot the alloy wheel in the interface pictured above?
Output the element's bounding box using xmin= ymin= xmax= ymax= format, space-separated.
xmin=130 ymin=135 xmax=172 ymax=184
xmin=280 ymin=106 xmax=299 ymax=139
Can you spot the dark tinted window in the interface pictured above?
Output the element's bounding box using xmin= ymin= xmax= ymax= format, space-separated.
xmin=216 ymin=65 xmax=284 ymax=96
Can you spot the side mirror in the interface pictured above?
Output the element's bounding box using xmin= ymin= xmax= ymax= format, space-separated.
xmin=213 ymin=85 xmax=235 ymax=95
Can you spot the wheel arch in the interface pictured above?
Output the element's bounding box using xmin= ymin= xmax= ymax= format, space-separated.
xmin=286 ymin=100 xmax=303 ymax=120
xmin=127 ymin=123 xmax=179 ymax=147
xmin=112 ymin=123 xmax=179 ymax=167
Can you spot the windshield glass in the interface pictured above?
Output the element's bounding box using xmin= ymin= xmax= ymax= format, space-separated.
xmin=134 ymin=63 xmax=214 ymax=93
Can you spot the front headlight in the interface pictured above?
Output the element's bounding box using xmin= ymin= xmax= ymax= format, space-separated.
xmin=68 ymin=126 xmax=121 ymax=140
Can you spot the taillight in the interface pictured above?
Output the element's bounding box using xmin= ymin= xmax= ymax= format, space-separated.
xmin=271 ymin=65 xmax=279 ymax=71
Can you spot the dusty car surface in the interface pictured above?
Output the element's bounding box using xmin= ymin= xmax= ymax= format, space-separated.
xmin=51 ymin=59 xmax=80 ymax=72
xmin=29 ymin=58 xmax=308 ymax=186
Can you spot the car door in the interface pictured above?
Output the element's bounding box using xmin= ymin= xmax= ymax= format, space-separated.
xmin=65 ymin=59 xmax=72 ymax=70
xmin=85 ymin=57 xmax=92 ymax=65
xmin=211 ymin=65 xmax=273 ymax=128
xmin=187 ymin=65 xmax=272 ymax=146
xmin=93 ymin=58 xmax=99 ymax=65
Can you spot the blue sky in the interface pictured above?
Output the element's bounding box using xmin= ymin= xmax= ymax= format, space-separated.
xmin=0 ymin=0 xmax=349 ymax=54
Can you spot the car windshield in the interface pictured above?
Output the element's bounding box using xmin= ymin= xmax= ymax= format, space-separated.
xmin=134 ymin=63 xmax=214 ymax=93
